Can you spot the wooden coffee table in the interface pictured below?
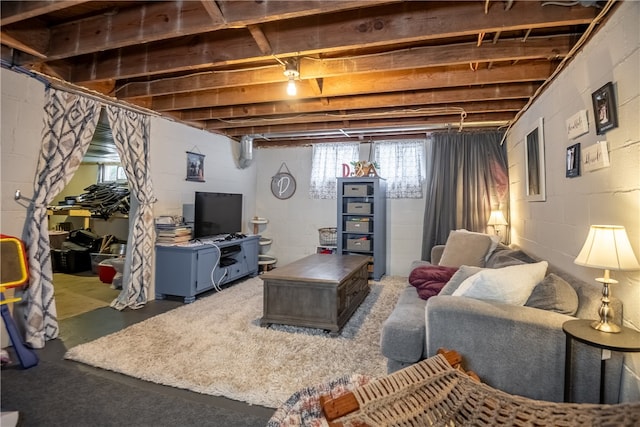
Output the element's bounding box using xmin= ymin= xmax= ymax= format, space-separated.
xmin=260 ymin=254 xmax=370 ymax=334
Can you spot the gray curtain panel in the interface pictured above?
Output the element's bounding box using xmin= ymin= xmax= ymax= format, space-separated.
xmin=21 ymin=88 xmax=101 ymax=348
xmin=422 ymin=131 xmax=508 ymax=261
xmin=106 ymin=106 xmax=156 ymax=310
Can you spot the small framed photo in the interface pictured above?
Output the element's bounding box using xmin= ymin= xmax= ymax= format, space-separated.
xmin=591 ymin=82 xmax=618 ymax=135
xmin=566 ymin=143 xmax=580 ymax=178
xmin=186 ymin=151 xmax=205 ymax=182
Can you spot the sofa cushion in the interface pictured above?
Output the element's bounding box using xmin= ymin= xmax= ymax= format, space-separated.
xmin=409 ymin=265 xmax=459 ymax=300
xmin=438 ymin=230 xmax=494 ymax=268
xmin=439 ymin=265 xmax=484 ymax=296
xmin=486 ymin=248 xmax=537 ymax=268
xmin=379 ymin=286 xmax=428 ymax=364
xmin=525 ymin=273 xmax=579 ymax=315
xmin=452 ymin=261 xmax=548 ymax=305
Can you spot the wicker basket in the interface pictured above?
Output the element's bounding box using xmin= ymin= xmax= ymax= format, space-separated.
xmin=318 ymin=227 xmax=337 ymax=246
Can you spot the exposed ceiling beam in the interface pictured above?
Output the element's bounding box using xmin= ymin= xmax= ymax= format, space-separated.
xmin=204 ymin=99 xmax=526 ymax=130
xmin=149 ymin=62 xmax=553 ymax=112
xmin=26 ymin=1 xmax=399 ymax=62
xmin=29 ymin=1 xmax=593 ymax=84
xmin=174 ymin=83 xmax=538 ymax=122
xmin=0 ymin=0 xmax=88 ymax=26
xmin=224 ymin=112 xmax=515 ymax=138
xmin=115 ymin=36 xmax=570 ymax=99
xmin=0 ymin=31 xmax=47 ymax=58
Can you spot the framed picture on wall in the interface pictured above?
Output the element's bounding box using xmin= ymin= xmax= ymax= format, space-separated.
xmin=524 ymin=117 xmax=546 ymax=202
xmin=591 ymin=82 xmax=618 ymax=135
xmin=566 ymin=143 xmax=580 ymax=178
xmin=186 ymin=151 xmax=205 ymax=182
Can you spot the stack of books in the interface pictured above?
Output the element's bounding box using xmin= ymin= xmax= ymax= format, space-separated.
xmin=155 ymin=224 xmax=192 ymax=244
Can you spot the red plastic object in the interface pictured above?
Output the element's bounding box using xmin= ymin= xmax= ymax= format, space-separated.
xmin=98 ymin=261 xmax=116 ymax=284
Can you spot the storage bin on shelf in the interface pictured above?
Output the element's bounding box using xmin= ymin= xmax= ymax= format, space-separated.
xmin=318 ymin=227 xmax=337 ymax=246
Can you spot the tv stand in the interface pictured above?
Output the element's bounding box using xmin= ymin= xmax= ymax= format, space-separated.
xmin=154 ymin=235 xmax=259 ymax=303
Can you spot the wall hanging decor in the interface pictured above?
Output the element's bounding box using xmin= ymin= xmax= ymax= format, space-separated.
xmin=566 ymin=143 xmax=580 ymax=178
xmin=186 ymin=150 xmax=205 ymax=182
xmin=271 ymin=162 xmax=296 ymax=199
xmin=565 ymin=110 xmax=589 ymax=140
xmin=583 ymin=141 xmax=610 ymax=173
xmin=591 ymin=82 xmax=618 ymax=135
xmin=525 ymin=118 xmax=546 ymax=202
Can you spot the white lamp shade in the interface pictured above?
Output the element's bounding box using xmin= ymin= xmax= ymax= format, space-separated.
xmin=574 ymin=225 xmax=640 ymax=270
xmin=487 ymin=210 xmax=508 ymax=226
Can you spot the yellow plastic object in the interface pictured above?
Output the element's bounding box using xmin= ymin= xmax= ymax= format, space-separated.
xmin=0 ymin=235 xmax=29 ymax=289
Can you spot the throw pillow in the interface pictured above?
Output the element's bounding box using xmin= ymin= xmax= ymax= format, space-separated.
xmin=452 ymin=261 xmax=549 ymax=305
xmin=486 ymin=252 xmax=526 ymax=269
xmin=439 ymin=265 xmax=484 ymax=296
xmin=409 ymin=265 xmax=459 ymax=300
xmin=525 ymin=273 xmax=579 ymax=315
xmin=438 ymin=230 xmax=493 ymax=268
xmin=456 ymin=229 xmax=501 ymax=261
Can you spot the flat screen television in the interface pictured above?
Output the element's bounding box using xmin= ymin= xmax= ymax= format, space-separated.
xmin=193 ymin=192 xmax=243 ymax=238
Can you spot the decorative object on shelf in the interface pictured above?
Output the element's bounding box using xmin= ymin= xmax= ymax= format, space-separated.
xmin=524 ymin=117 xmax=546 ymax=202
xmin=318 ymin=227 xmax=337 ymax=246
xmin=566 ymin=143 xmax=581 ymax=178
xmin=582 ymin=141 xmax=610 ymax=173
xmin=591 ymin=82 xmax=618 ymax=135
xmin=565 ymin=110 xmax=589 ymax=140
xmin=186 ymin=150 xmax=205 ymax=182
xmin=271 ymin=163 xmax=296 ymax=200
xmin=350 ymin=161 xmax=379 ymax=177
xmin=574 ymin=225 xmax=640 ymax=333
xmin=487 ymin=210 xmax=508 ymax=242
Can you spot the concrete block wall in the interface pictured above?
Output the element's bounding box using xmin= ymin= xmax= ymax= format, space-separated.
xmin=506 ymin=1 xmax=640 ymax=401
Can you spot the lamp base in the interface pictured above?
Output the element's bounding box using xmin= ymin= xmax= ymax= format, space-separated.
xmin=590 ymin=320 xmax=621 ymax=333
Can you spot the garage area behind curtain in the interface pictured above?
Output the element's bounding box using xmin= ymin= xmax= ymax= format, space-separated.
xmin=106 ymin=106 xmax=156 ymax=310
xmin=421 ymin=131 xmax=509 ymax=261
xmin=22 ymin=88 xmax=101 ymax=348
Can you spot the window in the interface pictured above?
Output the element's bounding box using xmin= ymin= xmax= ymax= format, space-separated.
xmin=98 ymin=164 xmax=127 ymax=183
xmin=372 ymin=140 xmax=425 ymax=198
xmin=309 ymin=143 xmax=359 ymax=199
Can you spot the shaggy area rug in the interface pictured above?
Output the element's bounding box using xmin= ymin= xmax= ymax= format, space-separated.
xmin=65 ymin=275 xmax=407 ymax=408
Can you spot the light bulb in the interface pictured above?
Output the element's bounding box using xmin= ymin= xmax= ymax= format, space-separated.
xmin=286 ymin=77 xmax=297 ymax=96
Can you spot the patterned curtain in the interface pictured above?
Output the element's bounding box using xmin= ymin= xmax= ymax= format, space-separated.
xmin=106 ymin=106 xmax=156 ymax=310
xmin=372 ymin=140 xmax=425 ymax=198
xmin=309 ymin=143 xmax=359 ymax=199
xmin=421 ymin=131 xmax=508 ymax=260
xmin=22 ymin=88 xmax=101 ymax=348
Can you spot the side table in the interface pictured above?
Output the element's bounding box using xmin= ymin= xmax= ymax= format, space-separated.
xmin=563 ymin=319 xmax=640 ymax=403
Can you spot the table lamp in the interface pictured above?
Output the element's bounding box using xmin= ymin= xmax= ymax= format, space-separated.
xmin=574 ymin=225 xmax=640 ymax=333
xmin=487 ymin=210 xmax=508 ymax=241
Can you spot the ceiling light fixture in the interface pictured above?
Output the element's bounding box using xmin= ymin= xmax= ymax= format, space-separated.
xmin=283 ymin=59 xmax=299 ymax=96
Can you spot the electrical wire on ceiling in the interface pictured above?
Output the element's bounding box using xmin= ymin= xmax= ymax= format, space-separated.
xmin=500 ymin=0 xmax=617 ymax=144
xmin=0 ymin=60 xmax=160 ymax=118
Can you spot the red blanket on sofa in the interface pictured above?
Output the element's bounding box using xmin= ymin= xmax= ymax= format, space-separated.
xmin=409 ymin=265 xmax=458 ymax=300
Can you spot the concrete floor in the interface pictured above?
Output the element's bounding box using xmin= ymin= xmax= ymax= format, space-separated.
xmin=2 ymin=272 xmax=275 ymax=425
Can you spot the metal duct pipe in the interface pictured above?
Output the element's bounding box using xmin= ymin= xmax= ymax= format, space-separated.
xmin=238 ymin=135 xmax=254 ymax=169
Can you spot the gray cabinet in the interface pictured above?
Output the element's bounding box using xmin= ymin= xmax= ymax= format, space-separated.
xmin=337 ymin=177 xmax=386 ymax=280
xmin=155 ymin=235 xmax=259 ymax=303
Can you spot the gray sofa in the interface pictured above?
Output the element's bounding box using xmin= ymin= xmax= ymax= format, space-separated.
xmin=380 ymin=236 xmax=624 ymax=404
